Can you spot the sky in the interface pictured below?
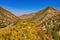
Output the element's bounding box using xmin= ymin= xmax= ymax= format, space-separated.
xmin=0 ymin=0 xmax=60 ymax=16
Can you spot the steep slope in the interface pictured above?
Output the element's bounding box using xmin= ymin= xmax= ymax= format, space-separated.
xmin=30 ymin=6 xmax=60 ymax=22
xmin=39 ymin=14 xmax=60 ymax=40
xmin=0 ymin=7 xmax=20 ymax=28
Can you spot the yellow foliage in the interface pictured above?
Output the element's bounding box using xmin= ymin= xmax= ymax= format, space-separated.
xmin=0 ymin=21 xmax=51 ymax=40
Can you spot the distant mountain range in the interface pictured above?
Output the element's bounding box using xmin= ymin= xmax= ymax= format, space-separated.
xmin=19 ymin=13 xmax=35 ymax=20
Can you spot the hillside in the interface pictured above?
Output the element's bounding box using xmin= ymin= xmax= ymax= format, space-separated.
xmin=39 ymin=14 xmax=60 ymax=40
xmin=19 ymin=13 xmax=35 ymax=20
xmin=0 ymin=16 xmax=60 ymax=40
xmin=30 ymin=7 xmax=60 ymax=22
xmin=0 ymin=7 xmax=20 ymax=28
xmin=0 ymin=6 xmax=60 ymax=40
xmin=19 ymin=7 xmax=60 ymax=22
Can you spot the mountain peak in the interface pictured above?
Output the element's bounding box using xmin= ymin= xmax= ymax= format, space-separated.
xmin=47 ymin=6 xmax=52 ymax=8
xmin=42 ymin=6 xmax=57 ymax=12
xmin=45 ymin=6 xmax=55 ymax=10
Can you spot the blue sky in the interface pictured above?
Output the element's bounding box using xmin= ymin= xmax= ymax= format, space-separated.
xmin=0 ymin=0 xmax=60 ymax=16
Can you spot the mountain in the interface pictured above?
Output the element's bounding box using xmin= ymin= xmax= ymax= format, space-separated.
xmin=19 ymin=6 xmax=60 ymax=22
xmin=0 ymin=6 xmax=60 ymax=40
xmin=0 ymin=7 xmax=20 ymax=28
xmin=39 ymin=14 xmax=60 ymax=40
xmin=19 ymin=13 xmax=35 ymax=20
xmin=0 ymin=14 xmax=60 ymax=40
xmin=30 ymin=6 xmax=60 ymax=22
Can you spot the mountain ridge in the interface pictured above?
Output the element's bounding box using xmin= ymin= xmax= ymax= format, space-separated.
xmin=0 ymin=7 xmax=20 ymax=28
xmin=19 ymin=6 xmax=60 ymax=23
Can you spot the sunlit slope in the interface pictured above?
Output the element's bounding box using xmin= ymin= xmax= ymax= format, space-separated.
xmin=0 ymin=6 xmax=60 ymax=40
xmin=0 ymin=14 xmax=60 ymax=40
xmin=39 ymin=14 xmax=60 ymax=40
xmin=30 ymin=7 xmax=60 ymax=22
xmin=0 ymin=20 xmax=51 ymax=40
xmin=19 ymin=7 xmax=60 ymax=23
